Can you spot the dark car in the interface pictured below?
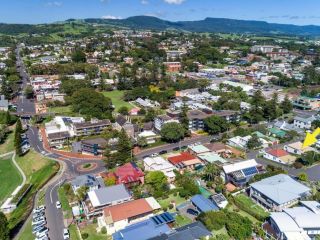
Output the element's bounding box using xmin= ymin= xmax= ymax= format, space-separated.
xmin=159 ymin=150 xmax=167 ymax=155
xmin=172 ymin=147 xmax=180 ymax=151
xmin=187 ymin=208 xmax=199 ymax=216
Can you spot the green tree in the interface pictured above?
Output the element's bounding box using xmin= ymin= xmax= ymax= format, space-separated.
xmin=0 ymin=211 xmax=10 ymax=240
xmin=14 ymin=119 xmax=23 ymax=156
xmin=312 ymin=120 xmax=320 ymax=129
xmin=71 ymin=49 xmax=86 ymax=63
xmin=180 ymin=103 xmax=189 ymax=131
xmin=246 ymin=134 xmax=262 ymax=150
xmin=118 ymin=106 xmax=129 ymax=115
xmin=280 ymin=95 xmax=293 ymax=114
xmin=160 ymin=122 xmax=185 ymax=142
xmin=24 ymin=85 xmax=34 ymax=99
xmin=71 ymin=88 xmax=112 ymax=119
xmin=248 ymin=90 xmax=265 ymax=123
xmin=204 ymin=116 xmax=229 ymax=135
xmin=298 ymin=172 xmax=308 ymax=182
xmin=145 ymin=171 xmax=168 ymax=198
xmin=76 ymin=186 xmax=89 ymax=201
xmin=137 ymin=136 xmax=148 ymax=147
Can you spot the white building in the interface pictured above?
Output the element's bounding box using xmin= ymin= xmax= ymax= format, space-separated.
xmin=143 ymin=156 xmax=176 ymax=182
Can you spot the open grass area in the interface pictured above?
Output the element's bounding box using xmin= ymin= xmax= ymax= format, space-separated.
xmin=0 ymin=157 xmax=22 ymax=203
xmin=69 ymin=224 xmax=81 ymax=240
xmin=102 ymin=90 xmax=133 ymax=111
xmin=0 ymin=129 xmax=15 ymax=154
xmin=18 ymin=220 xmax=33 ymax=240
xmin=158 ymin=194 xmax=187 ymax=212
xmin=175 ymin=214 xmax=192 ymax=227
xmin=8 ymin=150 xmax=59 ymax=230
xmin=48 ymin=105 xmax=73 ymax=115
xmin=227 ymin=204 xmax=259 ymax=224
xmin=233 ymin=194 xmax=269 ymax=221
xmin=58 ymin=187 xmax=73 ymax=219
xmin=80 ymin=223 xmax=111 ymax=240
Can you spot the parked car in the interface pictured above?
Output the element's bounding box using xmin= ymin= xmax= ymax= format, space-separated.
xmin=32 ymin=226 xmax=45 ymax=234
xmin=63 ymin=228 xmax=70 ymax=239
xmin=187 ymin=208 xmax=199 ymax=216
xmin=33 ymin=216 xmax=45 ymax=222
xmin=32 ymin=219 xmax=46 ymax=226
xmin=33 ymin=205 xmax=45 ymax=214
xmin=56 ymin=201 xmax=61 ymax=209
xmin=36 ymin=227 xmax=48 ymax=238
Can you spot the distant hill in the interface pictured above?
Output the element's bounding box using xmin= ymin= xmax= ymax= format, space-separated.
xmin=84 ymin=16 xmax=320 ymax=36
xmin=1 ymin=16 xmax=320 ymax=36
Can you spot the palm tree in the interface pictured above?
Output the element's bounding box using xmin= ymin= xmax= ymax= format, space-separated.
xmin=202 ymin=163 xmax=220 ymax=182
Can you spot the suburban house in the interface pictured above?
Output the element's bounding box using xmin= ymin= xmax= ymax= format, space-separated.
xmin=197 ymin=152 xmax=228 ymax=166
xmin=264 ymin=201 xmax=320 ymax=240
xmin=112 ymin=212 xmax=174 ymax=240
xmin=167 ymin=152 xmax=203 ymax=171
xmin=163 ymin=62 xmax=181 ymax=72
xmin=137 ymin=130 xmax=160 ymax=144
xmin=284 ymin=142 xmax=314 ymax=155
xmin=84 ymin=184 xmax=132 ymax=217
xmin=209 ymin=193 xmax=228 ymax=209
xmin=293 ymin=115 xmax=318 ymax=129
xmin=97 ymin=197 xmax=161 ymax=234
xmin=262 ymin=148 xmax=296 ymax=165
xmin=191 ymin=194 xmax=219 ymax=213
xmin=188 ymin=144 xmax=211 ymax=155
xmin=103 ymin=162 xmax=145 ymax=188
xmin=71 ymin=174 xmax=103 ymax=193
xmin=250 ymin=174 xmax=311 ymax=211
xmin=292 ymin=96 xmax=320 ymax=110
xmin=150 ymin=221 xmax=212 ymax=240
xmin=222 ymin=159 xmax=261 ymax=186
xmin=143 ymin=156 xmax=176 ymax=182
xmin=154 ymin=115 xmax=179 ymax=132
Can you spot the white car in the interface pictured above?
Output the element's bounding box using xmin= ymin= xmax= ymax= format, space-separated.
xmin=36 ymin=227 xmax=48 ymax=237
xmin=63 ymin=228 xmax=70 ymax=239
xmin=56 ymin=201 xmax=61 ymax=209
xmin=33 ymin=205 xmax=45 ymax=213
xmin=32 ymin=219 xmax=46 ymax=226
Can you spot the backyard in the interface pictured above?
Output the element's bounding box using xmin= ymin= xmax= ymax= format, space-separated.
xmin=102 ymin=90 xmax=133 ymax=111
xmin=79 ymin=223 xmax=111 ymax=240
xmin=0 ymin=156 xmax=22 ymax=203
xmin=158 ymin=193 xmax=187 ymax=212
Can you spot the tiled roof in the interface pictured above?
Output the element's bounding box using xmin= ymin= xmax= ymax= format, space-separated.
xmin=267 ymin=149 xmax=289 ymax=157
xmin=103 ymin=198 xmax=153 ymax=223
xmin=115 ymin=162 xmax=144 ymax=184
xmin=167 ymin=152 xmax=196 ymax=165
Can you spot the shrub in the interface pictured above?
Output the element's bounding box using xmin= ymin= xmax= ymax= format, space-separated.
xmin=101 ymin=227 xmax=107 ymax=234
xmin=81 ymin=233 xmax=89 ymax=239
xmin=168 ymin=204 xmax=174 ymax=209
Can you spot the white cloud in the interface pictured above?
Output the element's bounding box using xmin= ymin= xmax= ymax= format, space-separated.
xmin=141 ymin=0 xmax=149 ymax=4
xmin=46 ymin=1 xmax=63 ymax=7
xmin=163 ymin=0 xmax=185 ymax=4
xmin=101 ymin=15 xmax=122 ymax=19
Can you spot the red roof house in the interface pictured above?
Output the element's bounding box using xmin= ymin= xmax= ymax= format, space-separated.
xmin=167 ymin=152 xmax=202 ymax=171
xmin=267 ymin=149 xmax=289 ymax=157
xmin=109 ymin=162 xmax=145 ymax=187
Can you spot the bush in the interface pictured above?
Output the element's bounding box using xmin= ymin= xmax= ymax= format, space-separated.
xmin=101 ymin=227 xmax=107 ymax=234
xmin=81 ymin=233 xmax=89 ymax=239
xmin=93 ymin=218 xmax=97 ymax=224
xmin=293 ymin=161 xmax=303 ymax=169
xmin=168 ymin=204 xmax=174 ymax=209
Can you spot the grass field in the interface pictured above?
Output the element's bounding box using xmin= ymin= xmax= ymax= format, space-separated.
xmin=69 ymin=224 xmax=81 ymax=240
xmin=158 ymin=194 xmax=187 ymax=212
xmin=0 ymin=157 xmax=22 ymax=203
xmin=9 ymin=150 xmax=59 ymax=230
xmin=0 ymin=129 xmax=15 ymax=154
xmin=58 ymin=187 xmax=73 ymax=219
xmin=79 ymin=223 xmax=111 ymax=240
xmin=102 ymin=90 xmax=133 ymax=111
xmin=48 ymin=106 xmax=74 ymax=116
xmin=233 ymin=194 xmax=269 ymax=220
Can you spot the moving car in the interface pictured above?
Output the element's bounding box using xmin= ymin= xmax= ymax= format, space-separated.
xmin=56 ymin=201 xmax=61 ymax=209
xmin=63 ymin=228 xmax=70 ymax=239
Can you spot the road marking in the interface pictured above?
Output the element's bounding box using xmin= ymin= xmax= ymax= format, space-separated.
xmin=50 ymin=180 xmax=62 ymax=204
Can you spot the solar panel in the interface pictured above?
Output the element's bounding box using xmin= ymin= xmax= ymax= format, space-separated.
xmin=242 ymin=167 xmax=258 ymax=176
xmin=151 ymin=212 xmax=174 ymax=226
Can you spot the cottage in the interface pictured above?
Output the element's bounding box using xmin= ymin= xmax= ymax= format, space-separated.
xmin=263 ymin=149 xmax=296 ymax=165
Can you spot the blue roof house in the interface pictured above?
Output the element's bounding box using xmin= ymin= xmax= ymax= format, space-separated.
xmin=191 ymin=194 xmax=219 ymax=213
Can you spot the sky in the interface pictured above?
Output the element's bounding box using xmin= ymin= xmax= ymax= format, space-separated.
xmin=1 ymin=0 xmax=320 ymax=25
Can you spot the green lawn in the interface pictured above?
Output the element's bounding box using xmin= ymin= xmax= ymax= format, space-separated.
xmin=69 ymin=224 xmax=81 ymax=240
xmin=158 ymin=194 xmax=187 ymax=212
xmin=9 ymin=150 xmax=59 ymax=230
xmin=18 ymin=220 xmax=33 ymax=240
xmin=48 ymin=106 xmax=73 ymax=115
xmin=233 ymin=194 xmax=269 ymax=220
xmin=175 ymin=214 xmax=192 ymax=227
xmin=0 ymin=129 xmax=15 ymax=154
xmin=80 ymin=223 xmax=111 ymax=240
xmin=227 ymin=204 xmax=260 ymax=224
xmin=58 ymin=187 xmax=73 ymax=219
xmin=0 ymin=157 xmax=23 ymax=204
xmin=102 ymin=90 xmax=133 ymax=111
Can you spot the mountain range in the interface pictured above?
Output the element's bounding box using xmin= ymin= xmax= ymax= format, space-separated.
xmin=83 ymin=16 xmax=320 ymax=36
xmin=2 ymin=16 xmax=320 ymax=36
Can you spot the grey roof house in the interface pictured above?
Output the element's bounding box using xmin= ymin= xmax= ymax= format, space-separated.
xmin=71 ymin=174 xmax=103 ymax=193
xmin=250 ymin=174 xmax=311 ymax=211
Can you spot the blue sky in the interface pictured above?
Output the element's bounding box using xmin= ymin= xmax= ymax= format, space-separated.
xmin=1 ymin=0 xmax=320 ymax=25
